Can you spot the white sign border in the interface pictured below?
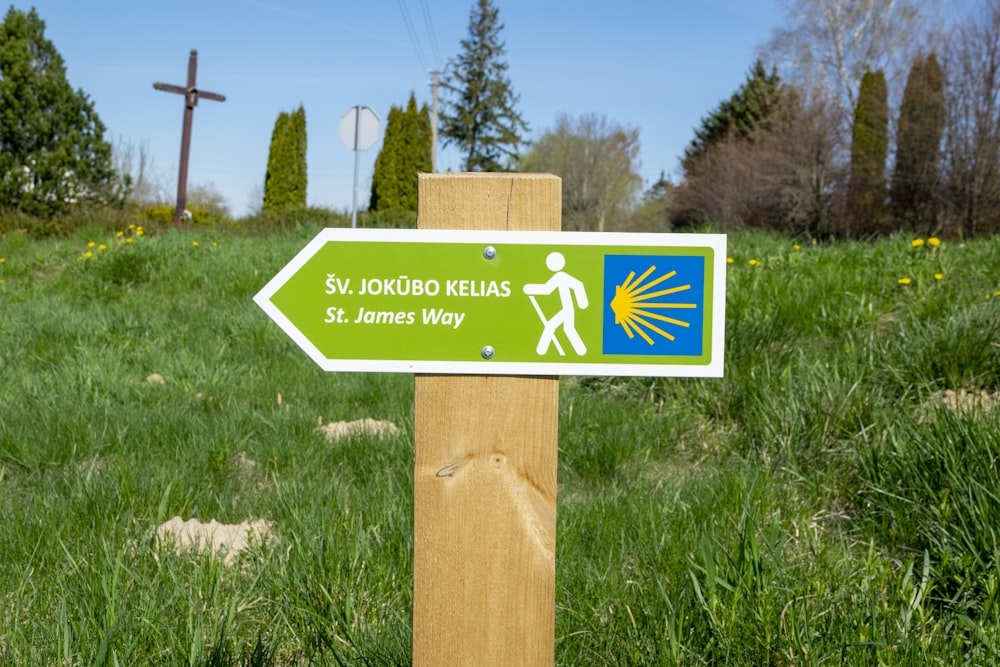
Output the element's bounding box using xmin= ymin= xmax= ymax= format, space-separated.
xmin=254 ymin=228 xmax=727 ymax=377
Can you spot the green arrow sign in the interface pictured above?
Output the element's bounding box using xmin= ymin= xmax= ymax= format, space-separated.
xmin=254 ymin=229 xmax=726 ymax=376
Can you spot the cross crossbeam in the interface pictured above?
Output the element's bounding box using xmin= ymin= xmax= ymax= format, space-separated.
xmin=153 ymin=49 xmax=225 ymax=227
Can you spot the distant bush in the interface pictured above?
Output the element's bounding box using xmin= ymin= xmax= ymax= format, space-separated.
xmin=234 ymin=206 xmax=350 ymax=234
xmin=0 ymin=205 xmax=145 ymax=238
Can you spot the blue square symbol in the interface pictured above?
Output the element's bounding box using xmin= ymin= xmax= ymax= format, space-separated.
xmin=602 ymin=254 xmax=705 ymax=357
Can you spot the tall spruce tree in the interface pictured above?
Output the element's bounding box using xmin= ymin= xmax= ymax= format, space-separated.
xmin=891 ymin=53 xmax=944 ymax=234
xmin=370 ymin=93 xmax=431 ymax=212
xmin=441 ymin=0 xmax=528 ymax=171
xmin=0 ymin=7 xmax=123 ymax=216
xmin=263 ymin=105 xmax=307 ymax=211
xmin=847 ymin=69 xmax=889 ymax=235
xmin=682 ymin=60 xmax=783 ymax=171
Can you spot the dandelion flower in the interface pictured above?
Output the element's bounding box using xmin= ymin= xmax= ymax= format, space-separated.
xmin=192 ymin=241 xmax=199 ymax=247
xmin=726 ymin=257 xmax=734 ymax=264
xmin=995 ymin=290 xmax=1000 ymax=297
xmin=87 ymin=241 xmax=96 ymax=248
xmin=84 ymin=251 xmax=93 ymax=258
xmin=125 ymin=238 xmax=134 ymax=244
xmin=792 ymin=244 xmax=800 ymax=251
xmin=749 ymin=259 xmax=760 ymax=266
xmin=0 ymin=257 xmax=6 ymax=263
xmin=934 ymin=273 xmax=943 ymax=280
xmin=928 ymin=237 xmax=941 ymax=247
xmin=136 ymin=229 xmax=144 ymax=237
xmin=98 ymin=244 xmax=106 ymax=251
xmin=911 ymin=238 xmax=925 ymax=247
xmin=898 ymin=277 xmax=912 ymax=285
xmin=116 ymin=231 xmax=124 ymax=237
xmin=128 ymin=223 xmax=137 ymax=230
xmin=211 ymin=242 xmax=218 ymax=247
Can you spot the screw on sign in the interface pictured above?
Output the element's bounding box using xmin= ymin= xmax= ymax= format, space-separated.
xmin=253 ymin=228 xmax=725 ymax=377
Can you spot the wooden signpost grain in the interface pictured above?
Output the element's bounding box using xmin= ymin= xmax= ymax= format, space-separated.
xmin=413 ymin=173 xmax=560 ymax=665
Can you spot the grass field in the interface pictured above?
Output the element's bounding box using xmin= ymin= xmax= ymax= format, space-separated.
xmin=1 ymin=222 xmax=999 ymax=665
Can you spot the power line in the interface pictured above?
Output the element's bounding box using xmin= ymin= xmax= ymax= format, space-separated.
xmin=396 ymin=0 xmax=430 ymax=72
xmin=419 ymin=0 xmax=442 ymax=68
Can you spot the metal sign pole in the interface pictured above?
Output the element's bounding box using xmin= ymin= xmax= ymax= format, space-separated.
xmin=351 ymin=106 xmax=361 ymax=228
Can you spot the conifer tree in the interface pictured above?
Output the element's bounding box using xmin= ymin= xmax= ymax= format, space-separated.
xmin=891 ymin=53 xmax=944 ymax=233
xmin=847 ymin=69 xmax=889 ymax=235
xmin=682 ymin=60 xmax=783 ymax=171
xmin=441 ymin=0 xmax=527 ymax=171
xmin=0 ymin=7 xmax=124 ymax=216
xmin=263 ymin=105 xmax=307 ymax=211
xmin=371 ymin=93 xmax=431 ymax=212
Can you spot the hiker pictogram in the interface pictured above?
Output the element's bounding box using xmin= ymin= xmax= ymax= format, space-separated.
xmin=523 ymin=252 xmax=589 ymax=356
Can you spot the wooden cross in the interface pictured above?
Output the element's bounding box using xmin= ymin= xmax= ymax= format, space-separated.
xmin=154 ymin=49 xmax=225 ymax=227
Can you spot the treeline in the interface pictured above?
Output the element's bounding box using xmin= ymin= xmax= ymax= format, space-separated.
xmin=673 ymin=0 xmax=1000 ymax=238
xmin=6 ymin=0 xmax=1000 ymax=240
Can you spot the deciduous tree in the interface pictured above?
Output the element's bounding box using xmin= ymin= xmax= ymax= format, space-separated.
xmin=0 ymin=7 xmax=124 ymax=216
xmin=440 ymin=0 xmax=527 ymax=171
xmin=673 ymin=89 xmax=844 ymax=237
xmin=941 ymin=0 xmax=1000 ymax=236
xmin=764 ymin=0 xmax=934 ymax=144
xmin=519 ymin=113 xmax=641 ymax=232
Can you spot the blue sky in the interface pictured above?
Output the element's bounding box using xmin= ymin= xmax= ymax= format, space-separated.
xmin=16 ymin=0 xmax=784 ymax=216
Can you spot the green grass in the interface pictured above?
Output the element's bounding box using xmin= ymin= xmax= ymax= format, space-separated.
xmin=1 ymin=225 xmax=999 ymax=664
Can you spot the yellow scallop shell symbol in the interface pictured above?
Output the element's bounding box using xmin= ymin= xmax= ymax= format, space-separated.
xmin=609 ymin=265 xmax=697 ymax=345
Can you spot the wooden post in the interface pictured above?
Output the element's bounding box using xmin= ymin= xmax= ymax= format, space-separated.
xmin=414 ymin=173 xmax=560 ymax=666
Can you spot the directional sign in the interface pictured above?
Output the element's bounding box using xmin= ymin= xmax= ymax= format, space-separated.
xmin=254 ymin=229 xmax=726 ymax=377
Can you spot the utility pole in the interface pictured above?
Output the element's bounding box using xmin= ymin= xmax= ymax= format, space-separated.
xmin=154 ymin=50 xmax=226 ymax=227
xmin=430 ymin=70 xmax=440 ymax=173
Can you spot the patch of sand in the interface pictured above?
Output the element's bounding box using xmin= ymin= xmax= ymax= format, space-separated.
xmin=316 ymin=417 xmax=400 ymax=441
xmin=155 ymin=516 xmax=273 ymax=566
xmin=936 ymin=388 xmax=999 ymax=414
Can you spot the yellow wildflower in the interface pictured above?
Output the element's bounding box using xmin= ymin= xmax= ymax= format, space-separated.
xmin=84 ymin=251 xmax=93 ymax=258
xmin=911 ymin=238 xmax=924 ymax=247
xmin=0 ymin=257 xmax=6 ymax=263
xmin=98 ymin=244 xmax=107 ymax=251
xmin=898 ymin=277 xmax=912 ymax=285
xmin=87 ymin=241 xmax=96 ymax=248
xmin=116 ymin=231 xmax=124 ymax=237
xmin=125 ymin=238 xmax=134 ymax=244
xmin=928 ymin=237 xmax=941 ymax=247
xmin=211 ymin=242 xmax=218 ymax=247
xmin=192 ymin=241 xmax=199 ymax=247
xmin=749 ymin=259 xmax=760 ymax=266
xmin=792 ymin=244 xmax=801 ymax=251
xmin=726 ymin=257 xmax=734 ymax=264
xmin=934 ymin=273 xmax=943 ymax=280
xmin=136 ymin=229 xmax=144 ymax=237
xmin=128 ymin=223 xmax=136 ymax=230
